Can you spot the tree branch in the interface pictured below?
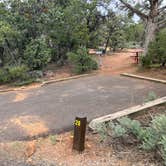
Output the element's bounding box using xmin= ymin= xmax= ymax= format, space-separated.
xmin=158 ymin=21 xmax=166 ymax=29
xmin=159 ymin=5 xmax=166 ymax=13
xmin=119 ymin=0 xmax=148 ymax=19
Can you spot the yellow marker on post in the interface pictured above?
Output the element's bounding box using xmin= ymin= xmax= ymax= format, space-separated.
xmin=73 ymin=117 xmax=87 ymax=152
xmin=74 ymin=120 xmax=81 ymax=126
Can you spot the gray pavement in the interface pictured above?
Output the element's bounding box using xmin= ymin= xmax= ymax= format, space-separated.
xmin=0 ymin=75 xmax=166 ymax=142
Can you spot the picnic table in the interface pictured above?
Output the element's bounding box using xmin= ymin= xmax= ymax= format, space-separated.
xmin=96 ymin=51 xmax=103 ymax=56
xmin=89 ymin=49 xmax=105 ymax=56
xmin=130 ymin=50 xmax=143 ymax=64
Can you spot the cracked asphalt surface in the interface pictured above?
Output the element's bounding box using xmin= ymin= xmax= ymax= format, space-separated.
xmin=0 ymin=75 xmax=166 ymax=142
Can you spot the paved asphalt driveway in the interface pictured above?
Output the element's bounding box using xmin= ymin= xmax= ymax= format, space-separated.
xmin=0 ymin=75 xmax=166 ymax=142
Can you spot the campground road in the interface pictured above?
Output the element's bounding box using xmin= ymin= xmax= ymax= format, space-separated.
xmin=0 ymin=75 xmax=166 ymax=142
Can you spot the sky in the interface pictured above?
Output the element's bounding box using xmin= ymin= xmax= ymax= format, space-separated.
xmin=98 ymin=1 xmax=141 ymax=23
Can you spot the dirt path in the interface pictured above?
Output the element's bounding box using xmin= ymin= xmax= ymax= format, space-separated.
xmin=98 ymin=49 xmax=141 ymax=75
xmin=98 ymin=49 xmax=166 ymax=80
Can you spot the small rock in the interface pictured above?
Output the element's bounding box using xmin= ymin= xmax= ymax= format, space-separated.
xmin=44 ymin=71 xmax=54 ymax=78
xmin=25 ymin=141 xmax=36 ymax=158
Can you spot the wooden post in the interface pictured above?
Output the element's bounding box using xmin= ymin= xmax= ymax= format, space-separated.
xmin=73 ymin=117 xmax=87 ymax=152
xmin=136 ymin=52 xmax=139 ymax=64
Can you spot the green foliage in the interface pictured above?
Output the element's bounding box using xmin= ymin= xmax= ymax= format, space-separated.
xmin=0 ymin=0 xmax=147 ymax=78
xmin=0 ymin=20 xmax=19 ymax=46
xmin=97 ymin=114 xmax=166 ymax=164
xmin=125 ymin=23 xmax=144 ymax=44
xmin=24 ymin=37 xmax=51 ymax=70
xmin=13 ymin=78 xmax=37 ymax=86
xmin=146 ymin=29 xmax=166 ymax=67
xmin=160 ymin=136 xmax=166 ymax=165
xmin=0 ymin=20 xmax=20 ymax=66
xmin=0 ymin=64 xmax=41 ymax=85
xmin=125 ymin=41 xmax=141 ymax=49
xmin=140 ymin=127 xmax=158 ymax=150
xmin=140 ymin=55 xmax=152 ymax=68
xmin=111 ymin=30 xmax=126 ymax=51
xmin=0 ymin=68 xmax=10 ymax=83
xmin=140 ymin=114 xmax=166 ymax=151
xmin=144 ymin=91 xmax=157 ymax=103
xmin=0 ymin=65 xmax=29 ymax=84
xmin=102 ymin=14 xmax=127 ymax=52
xmin=8 ymin=65 xmax=28 ymax=80
xmin=49 ymin=135 xmax=57 ymax=145
xmin=118 ymin=117 xmax=142 ymax=136
xmin=151 ymin=114 xmax=166 ymax=134
xmin=68 ymin=47 xmax=98 ymax=74
xmin=109 ymin=122 xmax=127 ymax=138
xmin=95 ymin=123 xmax=108 ymax=141
xmin=0 ymin=0 xmax=104 ymax=68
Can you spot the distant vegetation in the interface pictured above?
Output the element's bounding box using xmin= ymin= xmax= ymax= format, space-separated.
xmin=0 ymin=0 xmax=165 ymax=85
xmin=141 ymin=29 xmax=166 ymax=68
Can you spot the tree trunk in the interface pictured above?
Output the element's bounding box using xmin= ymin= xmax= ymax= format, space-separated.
xmin=0 ymin=47 xmax=4 ymax=67
xmin=104 ymin=36 xmax=110 ymax=54
xmin=144 ymin=18 xmax=158 ymax=55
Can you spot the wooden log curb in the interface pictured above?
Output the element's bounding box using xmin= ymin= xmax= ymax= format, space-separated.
xmin=121 ymin=73 xmax=166 ymax=84
xmin=89 ymin=96 xmax=166 ymax=130
xmin=0 ymin=72 xmax=98 ymax=94
xmin=41 ymin=72 xmax=98 ymax=86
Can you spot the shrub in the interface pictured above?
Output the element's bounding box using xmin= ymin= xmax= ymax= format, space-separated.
xmin=109 ymin=122 xmax=127 ymax=138
xmin=96 ymin=114 xmax=166 ymax=164
xmin=95 ymin=123 xmax=108 ymax=141
xmin=49 ymin=135 xmax=57 ymax=145
xmin=146 ymin=29 xmax=166 ymax=67
xmin=67 ymin=47 xmax=98 ymax=74
xmin=0 ymin=68 xmax=10 ymax=83
xmin=0 ymin=65 xmax=29 ymax=84
xmin=140 ymin=114 xmax=166 ymax=151
xmin=144 ymin=91 xmax=157 ymax=103
xmin=118 ymin=117 xmax=142 ymax=136
xmin=160 ymin=136 xmax=166 ymax=165
xmin=24 ymin=37 xmax=51 ymax=70
xmin=0 ymin=65 xmax=41 ymax=86
xmin=140 ymin=55 xmax=151 ymax=68
xmin=8 ymin=65 xmax=29 ymax=81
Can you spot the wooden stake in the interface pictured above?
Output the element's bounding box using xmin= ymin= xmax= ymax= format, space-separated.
xmin=73 ymin=117 xmax=87 ymax=152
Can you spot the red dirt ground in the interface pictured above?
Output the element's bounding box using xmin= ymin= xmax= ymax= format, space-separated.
xmin=96 ymin=49 xmax=166 ymax=80
xmin=97 ymin=49 xmax=139 ymax=75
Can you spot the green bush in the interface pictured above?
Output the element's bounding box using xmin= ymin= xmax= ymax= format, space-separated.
xmin=0 ymin=68 xmax=10 ymax=83
xmin=144 ymin=91 xmax=157 ymax=103
xmin=97 ymin=114 xmax=166 ymax=164
xmin=0 ymin=65 xmax=32 ymax=84
xmin=146 ymin=29 xmax=166 ymax=67
xmin=49 ymin=135 xmax=57 ymax=145
xmin=24 ymin=37 xmax=51 ymax=70
xmin=8 ymin=65 xmax=29 ymax=81
xmin=160 ymin=136 xmax=166 ymax=165
xmin=0 ymin=65 xmax=28 ymax=83
xmin=140 ymin=114 xmax=166 ymax=151
xmin=109 ymin=122 xmax=127 ymax=138
xmin=67 ymin=47 xmax=98 ymax=74
xmin=140 ymin=55 xmax=151 ymax=68
xmin=94 ymin=123 xmax=108 ymax=141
